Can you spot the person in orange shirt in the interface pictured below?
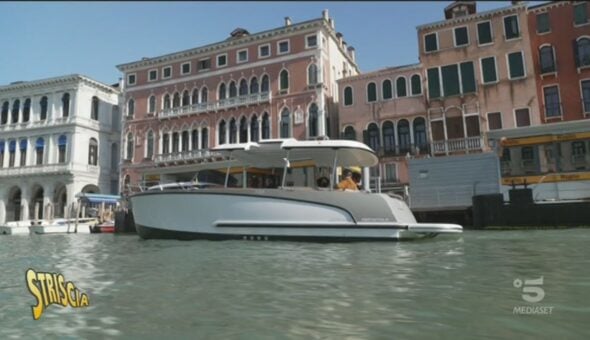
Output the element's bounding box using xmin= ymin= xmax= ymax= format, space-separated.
xmin=337 ymin=169 xmax=359 ymax=191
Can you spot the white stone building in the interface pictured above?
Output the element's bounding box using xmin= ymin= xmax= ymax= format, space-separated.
xmin=0 ymin=74 xmax=121 ymax=223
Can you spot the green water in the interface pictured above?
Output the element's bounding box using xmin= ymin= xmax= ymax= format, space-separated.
xmin=1 ymin=230 xmax=589 ymax=339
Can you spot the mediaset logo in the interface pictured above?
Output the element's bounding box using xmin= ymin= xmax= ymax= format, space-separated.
xmin=25 ymin=268 xmax=90 ymax=320
xmin=512 ymin=276 xmax=554 ymax=315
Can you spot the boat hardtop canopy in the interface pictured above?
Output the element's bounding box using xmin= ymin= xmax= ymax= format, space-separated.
xmin=212 ymin=139 xmax=378 ymax=168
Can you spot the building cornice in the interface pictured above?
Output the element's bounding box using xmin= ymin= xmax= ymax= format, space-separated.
xmin=337 ymin=63 xmax=422 ymax=83
xmin=0 ymin=74 xmax=119 ymax=95
xmin=417 ymin=3 xmax=526 ymax=31
xmin=117 ymin=17 xmax=359 ymax=74
xmin=527 ymin=1 xmax=569 ymax=14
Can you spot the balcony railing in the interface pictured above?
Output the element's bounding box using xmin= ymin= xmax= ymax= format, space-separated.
xmin=376 ymin=143 xmax=431 ymax=157
xmin=431 ymin=136 xmax=483 ymax=155
xmin=0 ymin=163 xmax=73 ymax=177
xmin=159 ymin=92 xmax=271 ymax=119
xmin=154 ymin=149 xmax=225 ymax=164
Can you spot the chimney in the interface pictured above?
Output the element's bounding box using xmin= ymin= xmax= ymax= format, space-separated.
xmin=342 ymin=41 xmax=347 ymax=51
xmin=347 ymin=46 xmax=356 ymax=62
xmin=322 ymin=9 xmax=329 ymax=20
xmin=329 ymin=18 xmax=335 ymax=29
xmin=284 ymin=17 xmax=292 ymax=26
xmin=336 ymin=32 xmax=343 ymax=48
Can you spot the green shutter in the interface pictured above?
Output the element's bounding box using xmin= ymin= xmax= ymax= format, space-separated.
xmin=460 ymin=62 xmax=476 ymax=93
xmin=508 ymin=52 xmax=525 ymax=78
xmin=382 ymin=80 xmax=392 ymax=99
xmin=574 ymin=3 xmax=588 ymax=25
xmin=367 ymin=83 xmax=377 ymax=102
xmin=536 ymin=13 xmax=550 ymax=33
xmin=477 ymin=22 xmax=492 ymax=44
xmin=441 ymin=64 xmax=460 ymax=97
xmin=455 ymin=27 xmax=468 ymax=46
xmin=344 ymin=87 xmax=353 ymax=105
xmin=425 ymin=34 xmax=438 ymax=52
xmin=411 ymin=75 xmax=421 ymax=95
xmin=427 ymin=68 xmax=440 ymax=99
xmin=481 ymin=57 xmax=497 ymax=83
xmin=504 ymin=16 xmax=520 ymax=39
xmin=396 ymin=78 xmax=407 ymax=97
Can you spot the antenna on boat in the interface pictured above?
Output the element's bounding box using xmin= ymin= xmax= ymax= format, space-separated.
xmin=224 ymin=151 xmax=232 ymax=188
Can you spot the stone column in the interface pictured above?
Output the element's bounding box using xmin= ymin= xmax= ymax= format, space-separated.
xmin=0 ymin=186 xmax=6 ymax=224
xmin=188 ymin=130 xmax=192 ymax=151
xmin=20 ymin=185 xmax=30 ymax=222
xmin=198 ymin=127 xmax=202 ymax=149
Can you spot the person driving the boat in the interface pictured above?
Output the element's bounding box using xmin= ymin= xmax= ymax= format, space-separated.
xmin=337 ymin=169 xmax=359 ymax=191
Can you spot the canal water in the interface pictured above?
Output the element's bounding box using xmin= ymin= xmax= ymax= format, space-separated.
xmin=1 ymin=229 xmax=589 ymax=339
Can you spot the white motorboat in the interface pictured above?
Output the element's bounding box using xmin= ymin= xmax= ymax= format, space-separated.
xmin=0 ymin=220 xmax=36 ymax=235
xmin=29 ymin=218 xmax=98 ymax=235
xmin=130 ymin=139 xmax=463 ymax=241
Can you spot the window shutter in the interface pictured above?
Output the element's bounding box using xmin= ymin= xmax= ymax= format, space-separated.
xmin=427 ymin=68 xmax=440 ymax=99
xmin=460 ymin=62 xmax=476 ymax=93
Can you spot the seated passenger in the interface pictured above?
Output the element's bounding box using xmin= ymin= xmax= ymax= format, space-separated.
xmin=337 ymin=169 xmax=359 ymax=191
xmin=316 ymin=176 xmax=330 ymax=188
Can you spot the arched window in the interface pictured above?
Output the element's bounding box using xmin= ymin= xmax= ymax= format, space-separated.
xmin=366 ymin=123 xmax=380 ymax=151
xmin=35 ymin=138 xmax=45 ymax=165
xmin=344 ymin=87 xmax=353 ymax=106
xmin=396 ymin=77 xmax=407 ymax=97
xmin=262 ymin=112 xmax=270 ymax=139
xmin=191 ymin=129 xmax=199 ymax=150
xmin=11 ymin=99 xmax=20 ymax=123
xmin=218 ymin=83 xmax=226 ymax=100
xmin=148 ymin=95 xmax=156 ymax=114
xmin=19 ymin=139 xmax=27 ymax=166
xmin=162 ymin=133 xmax=170 ymax=154
xmin=280 ymin=70 xmax=289 ymax=91
xmin=382 ymin=121 xmax=395 ymax=153
xmin=229 ymin=118 xmax=237 ymax=143
xmin=239 ymin=79 xmax=248 ymax=96
xmin=398 ymin=119 xmax=411 ymax=153
xmin=127 ymin=99 xmax=135 ymax=118
xmin=239 ymin=116 xmax=248 ymax=143
xmin=201 ymin=128 xmax=209 ymax=149
xmin=88 ymin=137 xmax=98 ymax=165
xmin=192 ymin=88 xmax=199 ymax=104
xmin=413 ymin=117 xmax=428 ymax=153
xmin=201 ymin=87 xmax=208 ymax=103
xmin=367 ymin=82 xmax=377 ymax=102
xmin=58 ymin=135 xmax=67 ymax=163
xmin=23 ymin=99 xmax=31 ymax=123
xmin=218 ymin=120 xmax=226 ymax=145
xmin=280 ymin=108 xmax=291 ymax=138
xmin=342 ymin=126 xmax=356 ymax=140
xmin=163 ymin=94 xmax=171 ymax=109
xmin=173 ymin=92 xmax=180 ymax=107
xmin=172 ymin=132 xmax=179 ymax=152
xmin=261 ymin=75 xmax=270 ymax=93
xmin=250 ymin=77 xmax=259 ymax=94
xmin=0 ymin=140 xmax=4 ymax=167
xmin=1 ymin=101 xmax=8 ymax=124
xmin=126 ymin=133 xmax=133 ymax=161
xmin=146 ymin=131 xmax=154 ymax=159
xmin=91 ymin=96 xmax=99 ymax=120
xmin=411 ymin=75 xmax=422 ymax=95
xmin=308 ymin=103 xmax=319 ymax=138
xmin=250 ymin=115 xmax=259 ymax=142
xmin=62 ymin=93 xmax=70 ymax=117
xmin=40 ymin=97 xmax=48 ymax=121
xmin=382 ymin=80 xmax=393 ymax=100
xmin=181 ymin=131 xmax=189 ymax=151
xmin=229 ymin=81 xmax=237 ymax=98
xmin=540 ymin=45 xmax=556 ymax=73
xmin=576 ymin=37 xmax=590 ymax=67
xmin=8 ymin=140 xmax=16 ymax=167
xmin=308 ymin=64 xmax=318 ymax=85
xmin=182 ymin=90 xmax=190 ymax=106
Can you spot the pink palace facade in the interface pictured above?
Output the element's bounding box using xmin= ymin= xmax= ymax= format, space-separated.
xmin=117 ymin=11 xmax=359 ymax=189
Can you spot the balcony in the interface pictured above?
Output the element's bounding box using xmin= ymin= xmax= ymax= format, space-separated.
xmin=431 ymin=136 xmax=483 ymax=155
xmin=154 ymin=149 xmax=226 ymax=165
xmin=159 ymin=92 xmax=271 ymax=120
xmin=0 ymin=163 xmax=73 ymax=177
xmin=377 ymin=144 xmax=431 ymax=157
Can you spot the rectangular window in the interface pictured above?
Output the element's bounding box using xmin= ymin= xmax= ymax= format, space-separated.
xmin=424 ymin=33 xmax=438 ymax=52
xmin=162 ymin=66 xmax=172 ymax=79
xmin=306 ymin=34 xmax=317 ymax=48
xmin=504 ymin=15 xmax=520 ymax=40
xmin=543 ymin=86 xmax=561 ymax=117
xmin=454 ymin=27 xmax=469 ymax=47
xmin=481 ymin=57 xmax=498 ymax=83
xmin=259 ymin=44 xmax=270 ymax=58
xmin=540 ymin=46 xmax=556 ymax=73
xmin=385 ymin=164 xmax=397 ymax=182
xmin=536 ymin=12 xmax=550 ymax=33
xmin=488 ymin=112 xmax=502 ymax=130
xmin=477 ymin=21 xmax=493 ymax=45
xmin=181 ymin=62 xmax=191 ymax=75
xmin=572 ymin=141 xmax=586 ymax=155
xmin=460 ymin=61 xmax=476 ymax=93
xmin=217 ymin=54 xmax=227 ymax=67
xmin=581 ymin=79 xmax=590 ymax=113
xmin=441 ymin=64 xmax=460 ymax=97
xmin=508 ymin=51 xmax=525 ymax=79
xmin=515 ymin=108 xmax=531 ymax=127
xmin=278 ymin=40 xmax=290 ymax=54
xmin=237 ymin=49 xmax=248 ymax=63
xmin=427 ymin=68 xmax=441 ymax=99
xmin=574 ymin=3 xmax=588 ymax=26
xmin=127 ymin=74 xmax=136 ymax=85
xmin=148 ymin=69 xmax=157 ymax=82
xmin=198 ymin=58 xmax=210 ymax=70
